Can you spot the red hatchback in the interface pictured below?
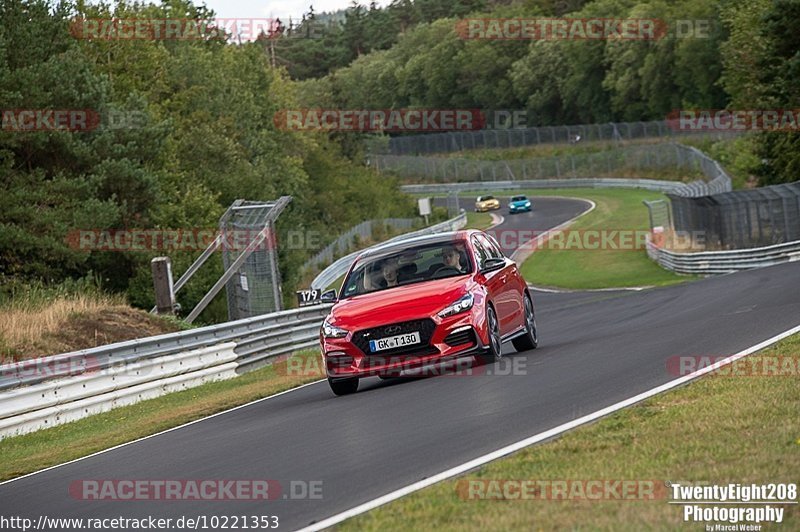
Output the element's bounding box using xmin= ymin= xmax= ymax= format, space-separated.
xmin=319 ymin=230 xmax=538 ymax=396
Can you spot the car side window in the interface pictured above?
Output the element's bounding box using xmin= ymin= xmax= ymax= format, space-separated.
xmin=471 ymin=236 xmax=490 ymax=268
xmin=479 ymin=234 xmax=504 ymax=259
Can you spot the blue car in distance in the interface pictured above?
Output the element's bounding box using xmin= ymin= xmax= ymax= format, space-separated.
xmin=508 ymin=195 xmax=532 ymax=214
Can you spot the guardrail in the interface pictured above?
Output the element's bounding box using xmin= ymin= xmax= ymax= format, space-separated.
xmin=646 ymin=239 xmax=800 ymax=275
xmin=401 ymin=177 xmax=696 ymax=195
xmin=0 ymin=212 xmax=468 ymax=439
xmin=0 ymin=304 xmax=332 ymax=439
xmin=310 ymin=212 xmax=468 ymax=290
xmin=0 ymin=141 xmax=761 ymax=439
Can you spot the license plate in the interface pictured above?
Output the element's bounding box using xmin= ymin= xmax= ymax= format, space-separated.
xmin=369 ymin=331 xmax=421 ymax=352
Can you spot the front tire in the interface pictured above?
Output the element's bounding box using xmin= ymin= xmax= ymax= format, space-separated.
xmin=328 ymin=377 xmax=358 ymax=396
xmin=480 ymin=305 xmax=503 ymax=364
xmin=512 ymin=294 xmax=538 ymax=352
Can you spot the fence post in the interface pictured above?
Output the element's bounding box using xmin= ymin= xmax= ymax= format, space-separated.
xmin=151 ymin=257 xmax=176 ymax=315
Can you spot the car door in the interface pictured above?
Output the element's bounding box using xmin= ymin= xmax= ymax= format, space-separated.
xmin=480 ymin=233 xmax=524 ymax=333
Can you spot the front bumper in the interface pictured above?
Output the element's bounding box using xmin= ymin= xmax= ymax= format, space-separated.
xmin=322 ymin=312 xmax=488 ymax=378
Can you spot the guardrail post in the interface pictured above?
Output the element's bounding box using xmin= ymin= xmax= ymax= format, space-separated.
xmin=151 ymin=257 xmax=176 ymax=315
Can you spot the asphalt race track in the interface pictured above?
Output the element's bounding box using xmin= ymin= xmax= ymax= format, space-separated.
xmin=1 ymin=196 xmax=799 ymax=531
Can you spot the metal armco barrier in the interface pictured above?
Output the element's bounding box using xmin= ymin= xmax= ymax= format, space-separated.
xmin=0 ymin=304 xmax=332 ymax=439
xmin=0 ymin=139 xmax=781 ymax=439
xmin=401 ymin=178 xmax=695 ymax=195
xmin=646 ymin=238 xmax=800 ymax=275
xmin=0 ymin=213 xmax=467 ymax=439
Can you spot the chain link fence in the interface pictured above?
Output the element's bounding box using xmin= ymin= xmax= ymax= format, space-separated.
xmin=383 ymin=120 xmax=733 ymax=156
xmin=374 ymin=143 xmax=730 ymax=194
xmin=221 ymin=201 xmax=286 ymax=321
xmin=668 ymin=182 xmax=800 ymax=250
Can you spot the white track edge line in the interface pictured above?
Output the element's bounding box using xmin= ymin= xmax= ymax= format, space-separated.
xmin=298 ymin=323 xmax=800 ymax=532
xmin=0 ymin=195 xmax=589 ymax=486
xmin=0 ymin=379 xmax=326 ymax=487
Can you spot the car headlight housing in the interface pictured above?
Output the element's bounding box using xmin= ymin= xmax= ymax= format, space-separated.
xmin=322 ymin=320 xmax=349 ymax=339
xmin=525 ymin=201 xmax=531 ymax=207
xmin=437 ymin=293 xmax=474 ymax=318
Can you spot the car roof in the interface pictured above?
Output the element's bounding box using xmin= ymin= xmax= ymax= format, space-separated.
xmin=356 ymin=230 xmax=476 ymax=261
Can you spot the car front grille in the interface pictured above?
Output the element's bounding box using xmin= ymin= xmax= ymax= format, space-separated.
xmin=352 ymin=318 xmax=437 ymax=357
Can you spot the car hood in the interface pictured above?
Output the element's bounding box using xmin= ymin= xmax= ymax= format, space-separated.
xmin=510 ymin=200 xmax=530 ymax=206
xmin=329 ymin=276 xmax=473 ymax=329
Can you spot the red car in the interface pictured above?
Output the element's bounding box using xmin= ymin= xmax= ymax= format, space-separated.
xmin=318 ymin=230 xmax=538 ymax=396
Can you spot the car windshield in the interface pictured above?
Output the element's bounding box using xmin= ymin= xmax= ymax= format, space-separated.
xmin=511 ymin=196 xmax=527 ymax=202
xmin=478 ymin=195 xmax=494 ymax=201
xmin=341 ymin=241 xmax=473 ymax=298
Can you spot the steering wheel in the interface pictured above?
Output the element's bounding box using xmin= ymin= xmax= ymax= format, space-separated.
xmin=432 ymin=265 xmax=461 ymax=278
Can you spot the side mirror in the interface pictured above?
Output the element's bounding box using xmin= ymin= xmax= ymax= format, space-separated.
xmin=480 ymin=257 xmax=506 ymax=273
xmin=320 ymin=289 xmax=337 ymax=302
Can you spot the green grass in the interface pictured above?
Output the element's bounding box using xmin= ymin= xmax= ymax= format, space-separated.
xmin=338 ymin=333 xmax=800 ymax=531
xmin=420 ymin=188 xmax=690 ymax=289
xmin=0 ymin=350 xmax=323 ymax=481
xmin=465 ymin=211 xmax=494 ymax=230
xmin=327 ymin=273 xmax=346 ymax=292
xmin=509 ymin=188 xmax=691 ymax=289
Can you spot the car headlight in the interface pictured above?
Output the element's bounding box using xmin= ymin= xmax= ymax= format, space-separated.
xmin=525 ymin=201 xmax=531 ymax=207
xmin=437 ymin=293 xmax=474 ymax=318
xmin=322 ymin=320 xmax=349 ymax=338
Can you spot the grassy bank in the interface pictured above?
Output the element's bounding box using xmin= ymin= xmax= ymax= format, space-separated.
xmin=465 ymin=211 xmax=494 ymax=231
xmin=510 ymin=188 xmax=690 ymax=289
xmin=0 ymin=350 xmax=322 ymax=481
xmin=420 ymin=188 xmax=687 ymax=289
xmin=0 ymin=284 xmax=183 ymax=362
xmin=338 ymin=333 xmax=800 ymax=531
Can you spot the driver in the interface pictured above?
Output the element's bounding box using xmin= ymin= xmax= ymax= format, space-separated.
xmin=442 ymin=245 xmax=465 ymax=273
xmin=380 ymin=257 xmax=400 ymax=288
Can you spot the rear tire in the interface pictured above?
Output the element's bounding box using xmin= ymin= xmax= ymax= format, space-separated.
xmin=480 ymin=305 xmax=503 ymax=364
xmin=328 ymin=377 xmax=358 ymax=396
xmin=512 ymin=294 xmax=538 ymax=352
